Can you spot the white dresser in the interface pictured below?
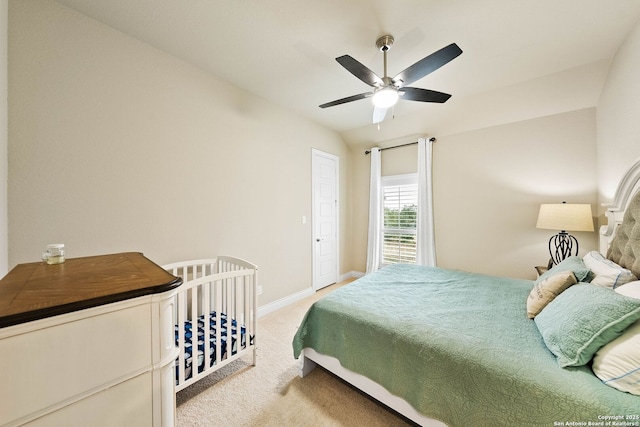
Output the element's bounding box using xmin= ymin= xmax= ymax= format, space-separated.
xmin=0 ymin=253 xmax=181 ymax=427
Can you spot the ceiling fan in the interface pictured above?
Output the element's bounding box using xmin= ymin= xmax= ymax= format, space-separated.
xmin=319 ymin=35 xmax=462 ymax=123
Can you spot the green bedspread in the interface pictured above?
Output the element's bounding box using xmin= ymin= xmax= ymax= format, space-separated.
xmin=292 ymin=264 xmax=640 ymax=427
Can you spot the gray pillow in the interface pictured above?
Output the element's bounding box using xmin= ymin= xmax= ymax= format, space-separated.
xmin=536 ymin=256 xmax=591 ymax=284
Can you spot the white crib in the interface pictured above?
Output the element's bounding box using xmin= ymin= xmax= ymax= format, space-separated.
xmin=163 ymin=256 xmax=257 ymax=392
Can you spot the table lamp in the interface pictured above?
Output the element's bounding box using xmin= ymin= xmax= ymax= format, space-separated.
xmin=536 ymin=202 xmax=594 ymax=266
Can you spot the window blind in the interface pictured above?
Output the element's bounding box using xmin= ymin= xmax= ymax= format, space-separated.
xmin=382 ymin=177 xmax=417 ymax=265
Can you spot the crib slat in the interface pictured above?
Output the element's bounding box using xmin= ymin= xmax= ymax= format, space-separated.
xmin=202 ymin=276 xmax=211 ymax=375
xmin=244 ymin=275 xmax=250 ymax=347
xmin=190 ymin=278 xmax=198 ymax=382
xmin=234 ymin=276 xmax=241 ymax=356
xmin=214 ymin=278 xmax=222 ymax=366
xmin=177 ymin=284 xmax=187 ymax=386
xmin=227 ymin=275 xmax=233 ymax=359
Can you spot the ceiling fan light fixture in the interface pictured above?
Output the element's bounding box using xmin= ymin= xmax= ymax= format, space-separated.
xmin=319 ymin=35 xmax=462 ymax=118
xmin=372 ymin=87 xmax=399 ymax=108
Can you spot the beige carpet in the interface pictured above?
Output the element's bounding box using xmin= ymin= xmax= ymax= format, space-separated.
xmin=176 ymin=280 xmax=415 ymax=426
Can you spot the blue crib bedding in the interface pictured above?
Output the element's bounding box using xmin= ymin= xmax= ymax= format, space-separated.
xmin=175 ymin=311 xmax=253 ymax=383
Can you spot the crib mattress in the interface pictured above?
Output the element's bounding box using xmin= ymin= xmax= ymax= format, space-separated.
xmin=175 ymin=312 xmax=253 ymax=382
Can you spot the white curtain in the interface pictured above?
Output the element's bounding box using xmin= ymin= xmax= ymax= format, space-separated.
xmin=416 ymin=137 xmax=436 ymax=266
xmin=365 ymin=147 xmax=382 ymax=274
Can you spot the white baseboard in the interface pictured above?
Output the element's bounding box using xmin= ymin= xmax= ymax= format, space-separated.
xmin=341 ymin=270 xmax=364 ymax=280
xmin=257 ymin=271 xmax=365 ymax=318
xmin=257 ymin=287 xmax=315 ymax=318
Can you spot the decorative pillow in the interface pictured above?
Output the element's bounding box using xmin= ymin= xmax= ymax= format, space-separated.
xmin=534 ymin=284 xmax=640 ymax=367
xmin=592 ymin=282 xmax=640 ymax=395
xmin=536 ymin=256 xmax=591 ymax=285
xmin=527 ymin=271 xmax=577 ymax=319
xmin=583 ymin=251 xmax=637 ymax=288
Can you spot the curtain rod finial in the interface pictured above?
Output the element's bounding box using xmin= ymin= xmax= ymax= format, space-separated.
xmin=429 ymin=137 xmax=436 ymax=143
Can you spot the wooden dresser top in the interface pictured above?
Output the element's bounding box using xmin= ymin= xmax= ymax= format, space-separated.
xmin=0 ymin=252 xmax=181 ymax=328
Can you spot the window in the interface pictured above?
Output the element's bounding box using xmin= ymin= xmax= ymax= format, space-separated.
xmin=381 ymin=174 xmax=418 ymax=265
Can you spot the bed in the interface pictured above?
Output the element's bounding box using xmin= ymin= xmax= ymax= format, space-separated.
xmin=293 ymin=160 xmax=640 ymax=426
xmin=163 ymin=256 xmax=257 ymax=392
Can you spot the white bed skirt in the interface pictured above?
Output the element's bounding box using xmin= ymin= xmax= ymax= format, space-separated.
xmin=299 ymin=348 xmax=448 ymax=427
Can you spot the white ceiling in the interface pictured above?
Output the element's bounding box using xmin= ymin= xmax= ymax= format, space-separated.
xmin=53 ymin=0 xmax=640 ymax=145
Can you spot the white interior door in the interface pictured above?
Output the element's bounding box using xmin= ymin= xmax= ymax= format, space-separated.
xmin=312 ymin=149 xmax=338 ymax=291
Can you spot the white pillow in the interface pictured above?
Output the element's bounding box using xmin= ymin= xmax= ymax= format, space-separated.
xmin=617 ymin=281 xmax=640 ymax=298
xmin=592 ymin=281 xmax=640 ymax=395
xmin=583 ymin=251 xmax=637 ymax=288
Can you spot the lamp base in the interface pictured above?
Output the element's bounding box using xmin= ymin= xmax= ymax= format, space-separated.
xmin=548 ymin=231 xmax=579 ymax=266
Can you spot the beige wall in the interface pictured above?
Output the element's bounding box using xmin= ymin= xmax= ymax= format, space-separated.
xmin=597 ymin=18 xmax=640 ymax=205
xmin=434 ymin=110 xmax=597 ymax=279
xmin=350 ymin=109 xmax=598 ymax=280
xmin=8 ymin=0 xmax=352 ymax=305
xmin=0 ymin=0 xmax=6 ymax=277
xmin=6 ymin=0 xmax=639 ymax=304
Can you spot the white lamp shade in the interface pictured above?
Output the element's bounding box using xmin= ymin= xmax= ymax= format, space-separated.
xmin=536 ymin=203 xmax=594 ymax=232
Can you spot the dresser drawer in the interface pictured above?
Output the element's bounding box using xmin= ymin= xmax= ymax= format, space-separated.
xmin=24 ymin=372 xmax=153 ymax=427
xmin=0 ymin=301 xmax=152 ymax=426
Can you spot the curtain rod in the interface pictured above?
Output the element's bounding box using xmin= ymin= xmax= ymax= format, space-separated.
xmin=364 ymin=137 xmax=436 ymax=155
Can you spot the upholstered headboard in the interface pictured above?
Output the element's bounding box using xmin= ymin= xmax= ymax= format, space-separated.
xmin=607 ymin=190 xmax=640 ymax=278
xmin=601 ymin=158 xmax=640 ymax=278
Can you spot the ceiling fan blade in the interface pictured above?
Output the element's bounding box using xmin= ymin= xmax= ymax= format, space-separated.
xmin=400 ymin=87 xmax=452 ymax=103
xmin=392 ymin=43 xmax=462 ymax=87
xmin=319 ymin=92 xmax=372 ymax=108
xmin=372 ymin=106 xmax=388 ymax=123
xmin=336 ymin=55 xmax=384 ymax=87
